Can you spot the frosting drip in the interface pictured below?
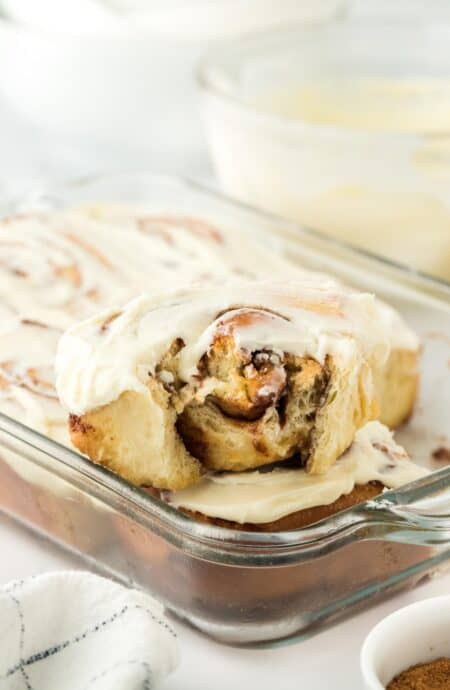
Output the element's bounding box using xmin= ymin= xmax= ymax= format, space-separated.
xmin=56 ymin=280 xmax=392 ymax=416
xmin=169 ymin=421 xmax=429 ymax=524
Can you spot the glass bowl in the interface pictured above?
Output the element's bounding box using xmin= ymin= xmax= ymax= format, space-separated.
xmin=200 ymin=21 xmax=450 ymax=284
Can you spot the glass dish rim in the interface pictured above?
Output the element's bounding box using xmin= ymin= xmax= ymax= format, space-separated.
xmin=3 ymin=410 xmax=450 ymax=566
xmin=17 ymin=169 xmax=450 ymax=292
xmin=1 ymin=169 xmax=450 ymax=565
xmin=197 ymin=18 xmax=450 ymax=140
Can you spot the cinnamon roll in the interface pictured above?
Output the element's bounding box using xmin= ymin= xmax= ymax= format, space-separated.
xmin=56 ymin=280 xmax=408 ymax=490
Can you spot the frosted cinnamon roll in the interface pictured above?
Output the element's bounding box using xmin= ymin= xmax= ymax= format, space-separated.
xmin=57 ymin=280 xmax=399 ymax=490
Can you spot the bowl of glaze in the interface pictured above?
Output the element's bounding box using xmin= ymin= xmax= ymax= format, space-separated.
xmin=200 ymin=21 xmax=450 ymax=283
xmin=361 ymin=595 xmax=450 ymax=689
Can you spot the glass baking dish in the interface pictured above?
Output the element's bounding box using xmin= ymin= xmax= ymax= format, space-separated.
xmin=0 ymin=172 xmax=450 ymax=648
xmin=199 ymin=21 xmax=450 ymax=284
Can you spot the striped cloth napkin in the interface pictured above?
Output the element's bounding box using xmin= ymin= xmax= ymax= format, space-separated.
xmin=0 ymin=571 xmax=179 ymax=690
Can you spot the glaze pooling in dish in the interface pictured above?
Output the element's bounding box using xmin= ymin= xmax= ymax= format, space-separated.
xmin=168 ymin=421 xmax=428 ymax=523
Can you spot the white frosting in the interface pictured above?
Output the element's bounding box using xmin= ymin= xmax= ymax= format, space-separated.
xmin=169 ymin=421 xmax=429 ymax=524
xmin=56 ymin=279 xmax=393 ymax=416
xmin=0 ymin=319 xmax=69 ymax=443
xmin=0 ymin=206 xmax=288 ymax=328
xmin=0 ymin=204 xmax=418 ymax=447
xmin=0 ymin=205 xmax=293 ymax=442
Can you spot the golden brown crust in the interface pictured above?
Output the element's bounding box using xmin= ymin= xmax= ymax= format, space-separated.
xmin=165 ymin=481 xmax=384 ymax=532
xmin=377 ymin=348 xmax=419 ymax=428
xmin=69 ymin=384 xmax=202 ymax=491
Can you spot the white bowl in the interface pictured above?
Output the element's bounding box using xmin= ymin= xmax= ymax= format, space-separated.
xmin=361 ymin=595 xmax=450 ymax=689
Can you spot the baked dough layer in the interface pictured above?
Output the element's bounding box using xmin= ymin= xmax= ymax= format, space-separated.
xmin=70 ymin=385 xmax=202 ymax=491
xmin=177 ymin=337 xmax=376 ymax=475
xmin=377 ymin=348 xmax=419 ymax=428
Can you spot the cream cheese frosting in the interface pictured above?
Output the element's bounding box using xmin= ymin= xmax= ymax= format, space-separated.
xmin=55 ymin=279 xmax=393 ymax=416
xmin=169 ymin=421 xmax=429 ymax=524
xmin=0 ymin=206 xmax=291 ymax=328
xmin=0 ymin=204 xmax=418 ymax=446
xmin=0 ymin=205 xmax=296 ymax=442
xmin=0 ymin=319 xmax=68 ymax=443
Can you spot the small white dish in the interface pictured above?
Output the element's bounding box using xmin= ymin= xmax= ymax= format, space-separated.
xmin=361 ymin=595 xmax=450 ymax=689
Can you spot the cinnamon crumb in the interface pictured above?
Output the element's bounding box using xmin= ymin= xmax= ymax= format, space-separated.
xmin=21 ymin=319 xmax=51 ymax=330
xmin=387 ymin=657 xmax=450 ymax=689
xmin=431 ymin=446 xmax=450 ymax=464
xmin=100 ymin=312 xmax=121 ymax=333
xmin=69 ymin=414 xmax=93 ymax=434
xmin=373 ymin=441 xmax=408 ymax=461
xmin=253 ymin=438 xmax=269 ymax=455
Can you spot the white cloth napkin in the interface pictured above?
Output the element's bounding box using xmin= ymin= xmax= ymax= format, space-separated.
xmin=0 ymin=571 xmax=179 ymax=690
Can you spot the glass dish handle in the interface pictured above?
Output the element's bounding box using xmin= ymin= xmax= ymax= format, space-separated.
xmin=356 ymin=469 xmax=450 ymax=546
